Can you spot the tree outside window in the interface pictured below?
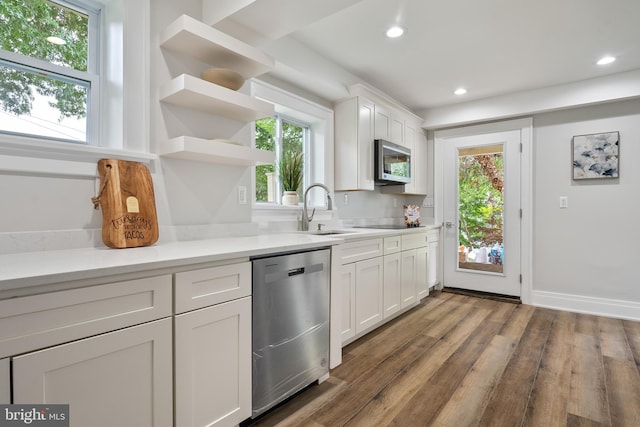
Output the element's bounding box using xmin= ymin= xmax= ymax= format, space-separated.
xmin=255 ymin=116 xmax=308 ymax=204
xmin=0 ymin=0 xmax=97 ymax=142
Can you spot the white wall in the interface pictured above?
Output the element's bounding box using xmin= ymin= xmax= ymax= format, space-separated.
xmin=531 ymin=98 xmax=640 ymax=317
xmin=335 ymin=190 xmax=426 ymax=224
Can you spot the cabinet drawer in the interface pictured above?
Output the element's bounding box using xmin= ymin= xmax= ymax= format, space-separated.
xmin=174 ymin=262 xmax=251 ymax=313
xmin=427 ymin=229 xmax=440 ymax=242
xmin=402 ymin=232 xmax=427 ymax=251
xmin=340 ymin=238 xmax=383 ymax=264
xmin=383 ymin=235 xmax=402 ymax=255
xmin=0 ymin=275 xmax=172 ymax=359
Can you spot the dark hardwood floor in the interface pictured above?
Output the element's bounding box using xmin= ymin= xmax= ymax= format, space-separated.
xmin=248 ymin=291 xmax=640 ymax=427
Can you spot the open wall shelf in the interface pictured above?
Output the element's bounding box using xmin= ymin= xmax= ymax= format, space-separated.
xmin=158 ymin=136 xmax=275 ymax=166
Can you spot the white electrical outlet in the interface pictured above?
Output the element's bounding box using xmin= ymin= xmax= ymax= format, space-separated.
xmin=343 ymin=193 xmax=349 ymax=205
xmin=424 ymin=197 xmax=434 ymax=207
xmin=238 ymin=186 xmax=247 ymax=205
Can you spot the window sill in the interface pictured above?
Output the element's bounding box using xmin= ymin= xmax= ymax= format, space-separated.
xmin=0 ymin=134 xmax=156 ymax=178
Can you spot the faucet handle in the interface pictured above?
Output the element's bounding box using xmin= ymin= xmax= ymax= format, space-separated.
xmin=317 ymin=223 xmax=325 ymax=231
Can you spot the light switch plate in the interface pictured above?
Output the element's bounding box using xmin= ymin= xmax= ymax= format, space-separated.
xmin=238 ymin=186 xmax=247 ymax=205
xmin=559 ymin=196 xmax=568 ymax=208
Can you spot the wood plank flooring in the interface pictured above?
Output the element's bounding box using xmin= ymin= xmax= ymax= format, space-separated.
xmin=246 ymin=291 xmax=640 ymax=427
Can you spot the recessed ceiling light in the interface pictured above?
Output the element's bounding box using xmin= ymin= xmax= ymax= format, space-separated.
xmin=454 ymin=88 xmax=467 ymax=95
xmin=597 ymin=56 xmax=616 ymax=65
xmin=386 ymin=26 xmax=405 ymax=38
xmin=46 ymin=36 xmax=66 ymax=45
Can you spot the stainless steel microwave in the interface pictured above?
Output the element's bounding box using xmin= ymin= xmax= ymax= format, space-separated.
xmin=374 ymin=139 xmax=411 ymax=185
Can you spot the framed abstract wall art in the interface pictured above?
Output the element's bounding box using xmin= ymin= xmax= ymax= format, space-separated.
xmin=572 ymin=131 xmax=619 ymax=180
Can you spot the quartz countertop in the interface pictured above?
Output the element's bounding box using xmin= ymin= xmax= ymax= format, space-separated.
xmin=0 ymin=225 xmax=440 ymax=295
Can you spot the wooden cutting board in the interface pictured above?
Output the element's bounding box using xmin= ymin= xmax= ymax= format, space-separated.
xmin=94 ymin=159 xmax=159 ymax=249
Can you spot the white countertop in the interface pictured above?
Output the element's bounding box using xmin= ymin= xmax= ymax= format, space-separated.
xmin=0 ymin=226 xmax=439 ymax=294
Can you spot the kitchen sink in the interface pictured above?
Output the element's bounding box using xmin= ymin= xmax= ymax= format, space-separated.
xmin=304 ymin=229 xmax=356 ymax=236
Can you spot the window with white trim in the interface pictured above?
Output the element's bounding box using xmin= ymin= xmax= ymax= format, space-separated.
xmin=0 ymin=0 xmax=100 ymax=144
xmin=251 ymin=80 xmax=335 ymax=213
xmin=255 ymin=115 xmax=310 ymax=204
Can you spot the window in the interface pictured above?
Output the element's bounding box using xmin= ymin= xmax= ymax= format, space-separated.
xmin=0 ymin=0 xmax=100 ymax=144
xmin=255 ymin=115 xmax=309 ymax=204
xmin=251 ymin=80 xmax=334 ymax=219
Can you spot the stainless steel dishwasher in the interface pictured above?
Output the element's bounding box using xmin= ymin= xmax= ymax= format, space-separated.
xmin=251 ymin=248 xmax=330 ymax=418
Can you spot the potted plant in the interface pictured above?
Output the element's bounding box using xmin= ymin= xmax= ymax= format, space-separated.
xmin=278 ymin=151 xmax=303 ymax=205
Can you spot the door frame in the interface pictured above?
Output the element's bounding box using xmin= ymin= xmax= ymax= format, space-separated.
xmin=434 ymin=118 xmax=533 ymax=304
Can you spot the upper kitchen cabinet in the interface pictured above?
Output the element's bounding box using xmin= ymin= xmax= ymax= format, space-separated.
xmin=158 ymin=15 xmax=275 ymax=165
xmin=374 ymin=104 xmax=404 ymax=145
xmin=401 ymin=120 xmax=428 ymax=195
xmin=334 ymin=86 xmax=427 ymax=194
xmin=334 ymin=96 xmax=376 ymax=191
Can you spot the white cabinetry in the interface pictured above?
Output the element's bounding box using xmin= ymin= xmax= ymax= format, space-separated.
xmin=427 ymin=229 xmax=441 ymax=287
xmin=159 ymin=14 xmax=275 ymax=165
xmin=13 ymin=319 xmax=173 ymax=427
xmin=401 ymin=249 xmax=417 ymax=308
xmin=340 ymin=263 xmax=357 ymax=342
xmin=417 ymin=245 xmax=429 ymax=299
xmin=400 ymin=232 xmax=429 ymax=307
xmin=334 ymin=92 xmax=427 ymax=194
xmin=354 ymin=257 xmax=384 ymax=333
xmin=383 ymin=252 xmax=402 ymax=318
xmin=3 ymin=276 xmax=174 ymax=427
xmin=339 ymin=231 xmax=429 ymax=346
xmin=334 ymin=96 xmax=376 ymax=191
xmin=174 ymin=262 xmax=252 ymax=427
xmin=338 ymin=238 xmax=384 ymax=344
xmin=383 ymin=235 xmax=402 ymax=319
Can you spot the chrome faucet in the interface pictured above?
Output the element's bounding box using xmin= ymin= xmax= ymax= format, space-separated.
xmin=300 ymin=183 xmax=333 ymax=231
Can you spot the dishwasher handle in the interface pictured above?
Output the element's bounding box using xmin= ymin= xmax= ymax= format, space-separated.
xmin=288 ymin=267 xmax=305 ymax=277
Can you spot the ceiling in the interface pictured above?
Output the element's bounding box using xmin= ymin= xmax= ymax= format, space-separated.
xmin=219 ymin=0 xmax=640 ymax=114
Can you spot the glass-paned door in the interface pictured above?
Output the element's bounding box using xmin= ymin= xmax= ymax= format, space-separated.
xmin=442 ymin=129 xmax=521 ymax=297
xmin=457 ymin=144 xmax=504 ymax=274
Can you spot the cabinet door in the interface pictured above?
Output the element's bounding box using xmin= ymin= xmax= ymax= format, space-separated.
xmin=335 ymin=96 xmax=375 ymax=191
xmin=12 ymin=318 xmax=173 ymax=427
xmin=374 ymin=104 xmax=392 ymax=140
xmin=414 ymin=129 xmax=428 ymax=195
xmin=401 ymin=249 xmax=417 ymax=308
xmin=416 ymin=246 xmax=429 ymax=299
xmin=0 ymin=358 xmax=9 ymax=404
xmin=174 ymin=296 xmax=251 ymax=427
xmin=355 ymin=257 xmax=384 ymax=334
xmin=383 ymin=253 xmax=402 ymax=319
xmin=391 ymin=115 xmax=405 ymax=144
xmin=340 ymin=263 xmax=357 ymax=344
xmin=357 ymin=98 xmax=376 ymax=190
xmin=428 ymin=240 xmax=440 ymax=287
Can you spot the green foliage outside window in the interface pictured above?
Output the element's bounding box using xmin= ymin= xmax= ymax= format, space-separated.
xmin=0 ymin=0 xmax=89 ymax=119
xmin=255 ymin=117 xmax=275 ymax=202
xmin=255 ymin=116 xmax=306 ymax=203
xmin=458 ymin=154 xmax=504 ymax=248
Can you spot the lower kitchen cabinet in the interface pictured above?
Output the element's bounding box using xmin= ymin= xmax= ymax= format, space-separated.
xmin=0 ymin=358 xmax=9 ymax=404
xmin=401 ymin=249 xmax=417 ymax=308
xmin=416 ymin=246 xmax=429 ymax=299
xmin=174 ymin=296 xmax=251 ymax=427
xmin=355 ymin=257 xmax=384 ymax=334
xmin=340 ymin=263 xmax=357 ymax=342
xmin=383 ymin=252 xmax=402 ymax=318
xmin=427 ymin=229 xmax=441 ymax=287
xmin=12 ymin=318 xmax=173 ymax=427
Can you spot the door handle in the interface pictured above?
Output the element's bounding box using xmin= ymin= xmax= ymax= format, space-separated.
xmin=444 ymin=220 xmax=454 ymax=229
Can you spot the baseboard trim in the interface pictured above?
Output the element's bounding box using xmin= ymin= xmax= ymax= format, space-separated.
xmin=531 ymin=290 xmax=640 ymax=321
